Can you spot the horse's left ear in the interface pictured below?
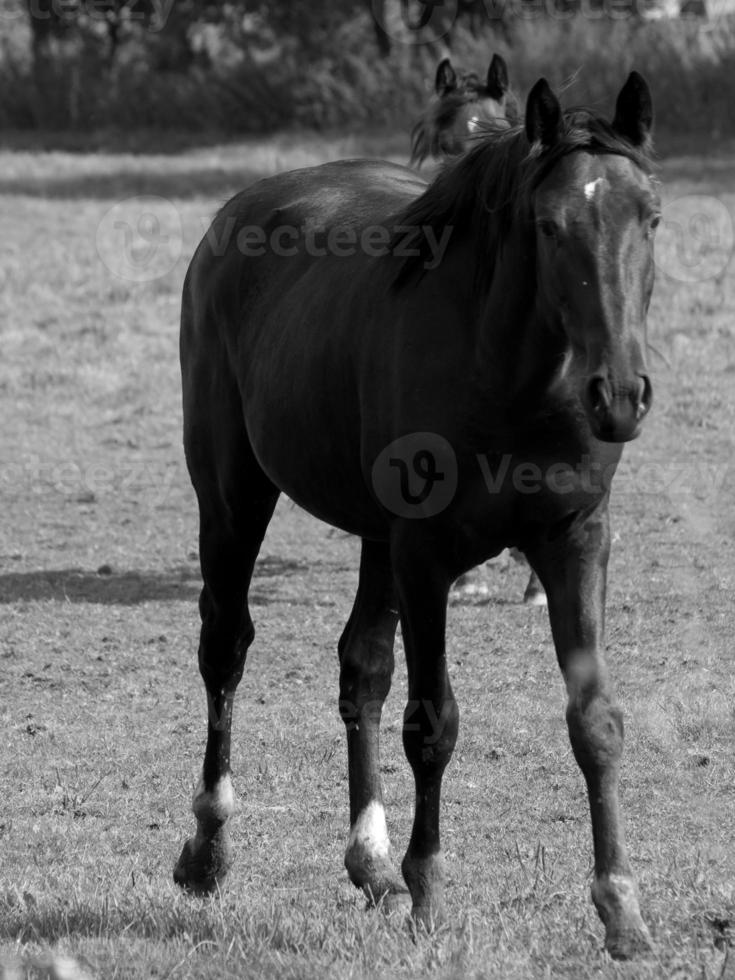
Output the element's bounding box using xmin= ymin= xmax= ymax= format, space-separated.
xmin=525 ymin=78 xmax=562 ymax=148
xmin=612 ymin=71 xmax=653 ymax=148
xmin=435 ymin=58 xmax=457 ymax=95
xmin=486 ymin=53 xmax=509 ymax=100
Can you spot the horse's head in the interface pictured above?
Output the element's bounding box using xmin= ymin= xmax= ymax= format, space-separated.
xmin=410 ymin=54 xmax=516 ymax=167
xmin=435 ymin=53 xmax=513 ymax=136
xmin=527 ymin=74 xmax=659 ymax=443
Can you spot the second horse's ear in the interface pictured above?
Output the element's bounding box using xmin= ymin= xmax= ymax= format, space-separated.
xmin=486 ymin=53 xmax=509 ymax=100
xmin=525 ymin=78 xmax=562 ymax=148
xmin=612 ymin=71 xmax=653 ymax=148
xmin=435 ymin=57 xmax=457 ymax=95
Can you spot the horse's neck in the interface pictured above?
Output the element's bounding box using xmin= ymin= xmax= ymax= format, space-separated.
xmin=477 ymin=240 xmax=564 ymax=392
xmin=463 ymin=234 xmax=570 ymax=441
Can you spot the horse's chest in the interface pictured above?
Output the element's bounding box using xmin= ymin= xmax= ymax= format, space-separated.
xmin=449 ymin=444 xmax=619 ymax=552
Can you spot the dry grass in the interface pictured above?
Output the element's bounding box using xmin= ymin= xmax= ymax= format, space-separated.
xmin=0 ymin=132 xmax=734 ymax=979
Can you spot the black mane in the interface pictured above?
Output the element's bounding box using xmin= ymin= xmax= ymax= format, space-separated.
xmin=395 ymin=108 xmax=655 ymax=289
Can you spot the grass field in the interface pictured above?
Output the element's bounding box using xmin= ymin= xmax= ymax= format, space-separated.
xmin=1 ymin=129 xmax=734 ymax=979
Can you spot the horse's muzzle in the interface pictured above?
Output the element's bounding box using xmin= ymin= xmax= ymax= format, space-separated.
xmin=584 ymin=373 xmax=652 ymax=442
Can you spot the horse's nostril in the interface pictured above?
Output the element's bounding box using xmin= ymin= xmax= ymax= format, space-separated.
xmin=586 ymin=376 xmax=611 ymax=414
xmin=636 ymin=374 xmax=653 ymax=420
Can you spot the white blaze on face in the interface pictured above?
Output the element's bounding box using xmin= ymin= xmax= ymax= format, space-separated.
xmin=584 ymin=177 xmax=605 ymax=201
xmin=467 ymin=115 xmax=480 ymax=133
xmin=347 ymin=800 xmax=391 ymax=859
xmin=557 ymin=346 xmax=574 ymax=382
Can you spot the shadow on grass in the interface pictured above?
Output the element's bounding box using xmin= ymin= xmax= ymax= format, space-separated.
xmin=0 ymin=557 xmax=309 ymax=605
xmin=0 ymin=566 xmax=200 ymax=604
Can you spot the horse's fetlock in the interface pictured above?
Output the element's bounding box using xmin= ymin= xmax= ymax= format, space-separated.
xmin=192 ymin=775 xmax=235 ymax=828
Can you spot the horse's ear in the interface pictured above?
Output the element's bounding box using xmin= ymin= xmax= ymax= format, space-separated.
xmin=612 ymin=71 xmax=653 ymax=148
xmin=435 ymin=57 xmax=457 ymax=95
xmin=525 ymin=78 xmax=562 ymax=148
xmin=486 ymin=54 xmax=509 ymax=100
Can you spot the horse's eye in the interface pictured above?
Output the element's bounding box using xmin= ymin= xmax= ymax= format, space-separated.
xmin=537 ymin=219 xmax=558 ymax=240
xmin=646 ymin=214 xmax=661 ymax=240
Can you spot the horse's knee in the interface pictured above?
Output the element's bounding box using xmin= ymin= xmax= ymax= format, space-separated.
xmin=566 ymin=692 xmax=624 ymax=776
xmin=339 ymin=632 xmax=394 ymax=718
xmin=198 ymin=597 xmax=255 ymax=693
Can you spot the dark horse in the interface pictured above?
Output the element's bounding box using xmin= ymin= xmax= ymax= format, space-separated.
xmin=175 ymin=73 xmax=659 ymax=959
xmin=409 ymin=53 xmax=518 ymax=168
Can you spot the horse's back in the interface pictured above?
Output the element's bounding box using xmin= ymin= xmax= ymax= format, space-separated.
xmin=182 ymin=158 xmax=425 ymax=365
xmin=218 ymin=159 xmax=425 ymax=234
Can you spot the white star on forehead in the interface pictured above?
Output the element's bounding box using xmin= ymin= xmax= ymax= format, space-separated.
xmin=584 ymin=177 xmax=605 ymax=200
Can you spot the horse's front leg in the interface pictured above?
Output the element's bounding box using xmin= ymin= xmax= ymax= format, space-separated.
xmin=528 ymin=504 xmax=652 ymax=959
xmin=391 ymin=522 xmax=459 ymax=929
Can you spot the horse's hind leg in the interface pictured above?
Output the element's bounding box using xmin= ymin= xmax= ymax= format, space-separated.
xmin=340 ymin=539 xmax=406 ymax=907
xmin=174 ymin=379 xmax=279 ymax=894
xmin=510 ymin=548 xmax=547 ymax=606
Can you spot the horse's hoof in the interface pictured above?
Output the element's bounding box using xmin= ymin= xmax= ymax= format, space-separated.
xmin=409 ymin=902 xmax=444 ymax=934
xmin=372 ymin=887 xmax=412 ymax=918
xmin=605 ymin=923 xmax=653 ymax=960
xmin=402 ymin=851 xmax=445 ymax=933
xmin=592 ymin=874 xmax=652 ymax=960
xmin=173 ymin=835 xmax=232 ymax=894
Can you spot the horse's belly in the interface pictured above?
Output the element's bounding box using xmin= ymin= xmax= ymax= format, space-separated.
xmin=255 ymin=437 xmax=387 ymax=539
xmin=243 ymin=368 xmax=387 ymax=538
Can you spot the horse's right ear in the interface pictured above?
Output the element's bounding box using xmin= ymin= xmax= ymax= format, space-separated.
xmin=435 ymin=58 xmax=457 ymax=95
xmin=525 ymin=78 xmax=562 ymax=148
xmin=486 ymin=54 xmax=509 ymax=100
xmin=612 ymin=71 xmax=653 ymax=148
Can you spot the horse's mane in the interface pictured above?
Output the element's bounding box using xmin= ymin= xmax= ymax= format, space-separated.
xmin=395 ymin=108 xmax=654 ymax=290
